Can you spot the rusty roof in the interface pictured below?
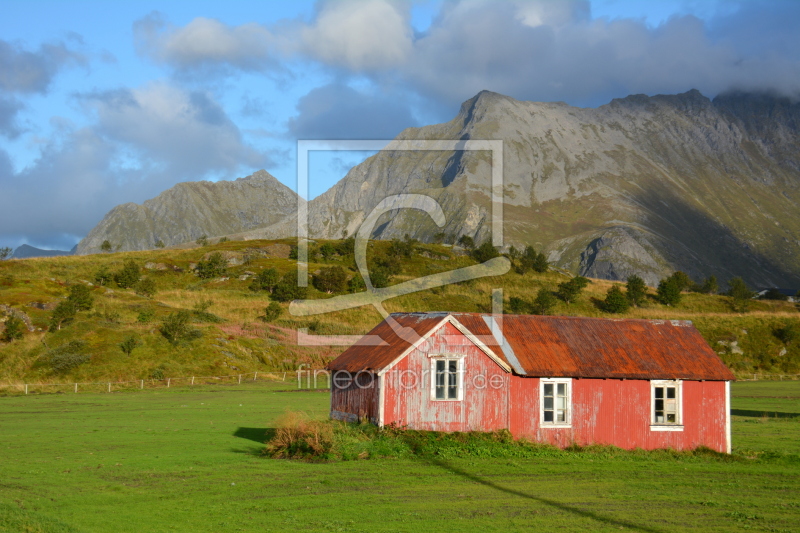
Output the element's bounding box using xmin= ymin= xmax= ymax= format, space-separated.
xmin=327 ymin=312 xmax=735 ymax=381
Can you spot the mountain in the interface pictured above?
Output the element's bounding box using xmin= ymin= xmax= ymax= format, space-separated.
xmin=76 ymin=170 xmax=299 ymax=254
xmin=80 ymin=90 xmax=800 ymax=287
xmin=11 ymin=244 xmax=76 ymax=259
xmin=254 ymin=89 xmax=800 ymax=287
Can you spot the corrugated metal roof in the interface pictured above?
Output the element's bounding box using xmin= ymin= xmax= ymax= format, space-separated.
xmin=327 ymin=312 xmax=736 ymax=381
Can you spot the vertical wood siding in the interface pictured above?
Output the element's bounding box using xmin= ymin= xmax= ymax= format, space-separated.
xmin=330 ymin=371 xmax=379 ymax=423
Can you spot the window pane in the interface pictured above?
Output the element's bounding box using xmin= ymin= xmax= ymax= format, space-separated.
xmin=667 ymin=387 xmax=676 ymax=399
xmin=557 ymin=383 xmax=566 ymax=396
xmin=436 ymin=360 xmax=445 ymax=372
xmin=557 ymin=410 xmax=565 ymax=422
xmin=655 ymin=399 xmax=664 ymax=411
xmin=544 ymin=397 xmax=553 ymax=410
xmin=544 ymin=383 xmax=553 ymax=396
xmin=655 ymin=387 xmax=664 ymax=399
xmin=556 ymin=397 xmax=566 ymax=409
xmin=655 ymin=414 xmax=664 ymax=423
xmin=667 ymin=413 xmax=676 ymax=423
xmin=544 ymin=411 xmax=553 ymax=422
xmin=435 ymin=361 xmax=445 ymax=399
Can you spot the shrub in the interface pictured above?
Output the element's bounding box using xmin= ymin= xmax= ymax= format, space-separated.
xmin=196 ymin=235 xmax=209 ymax=247
xmin=119 ymin=336 xmax=139 ymax=356
xmin=727 ymin=277 xmax=753 ymax=313
xmin=319 ymin=242 xmax=336 ymax=260
xmin=155 ymin=240 xmax=165 ymax=248
xmin=698 ymin=275 xmax=718 ymax=295
xmin=137 ymin=309 xmax=155 ymax=323
xmin=602 ymin=285 xmax=630 ymax=313
xmin=263 ymin=302 xmax=282 ymax=322
xmin=45 ymin=341 xmax=89 ymax=374
xmin=67 ymin=284 xmax=94 ymax=311
xmin=669 ymin=271 xmax=693 ymax=292
xmin=556 ymin=277 xmax=589 ymax=304
xmin=388 ymin=236 xmax=416 ymax=258
xmin=656 ymin=277 xmax=682 ymax=306
xmin=471 ymin=241 xmax=500 ymax=263
xmin=760 ymin=288 xmax=789 ymax=301
xmin=114 ymin=260 xmax=140 ymax=289
xmin=196 ymin=252 xmax=227 ymax=279
xmin=457 ymin=235 xmax=475 ymax=249
xmin=49 ymin=300 xmax=77 ymax=331
xmin=264 ymin=411 xmax=335 ymax=460
xmin=774 ymin=323 xmax=799 ymax=346
xmin=160 ymin=310 xmax=201 ymax=345
xmin=508 ymin=296 xmax=528 ymax=314
xmin=249 ymin=268 xmax=279 ymax=293
xmin=135 ymin=278 xmax=157 ymax=298
xmin=313 ymin=266 xmax=347 ymax=293
xmin=530 ymin=288 xmax=557 ymax=315
xmin=2 ymin=315 xmax=25 ymax=342
xmin=0 ymin=246 xmax=11 ymax=260
xmin=218 ymin=237 xmax=229 ymax=244
xmin=625 ymin=275 xmax=647 ymax=307
xmin=102 ymin=309 xmax=121 ymax=323
xmin=348 ymin=274 xmax=366 ymax=293
xmin=94 ymin=266 xmax=113 ymax=286
xmin=272 ymin=271 xmax=309 ymax=302
xmin=100 ymin=240 xmax=112 ymax=253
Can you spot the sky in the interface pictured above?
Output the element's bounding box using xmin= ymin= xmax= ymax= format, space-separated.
xmin=1 ymin=0 xmax=799 ymax=251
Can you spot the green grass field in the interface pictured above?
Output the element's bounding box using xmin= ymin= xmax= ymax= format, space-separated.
xmin=1 ymin=381 xmax=799 ymax=532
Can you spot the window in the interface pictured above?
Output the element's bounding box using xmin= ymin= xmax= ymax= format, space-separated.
xmin=541 ymin=378 xmax=571 ymax=427
xmin=651 ymin=380 xmax=683 ymax=430
xmin=429 ymin=356 xmax=464 ymax=401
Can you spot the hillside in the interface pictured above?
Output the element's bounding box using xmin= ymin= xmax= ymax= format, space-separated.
xmin=1 ymin=239 xmax=798 ymax=388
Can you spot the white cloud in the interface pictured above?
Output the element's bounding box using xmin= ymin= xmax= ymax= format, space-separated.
xmin=0 ymin=39 xmax=86 ymax=94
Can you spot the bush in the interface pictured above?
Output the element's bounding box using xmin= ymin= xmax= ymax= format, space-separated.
xmin=196 ymin=235 xmax=209 ymax=247
xmin=774 ymin=323 xmax=799 ymax=346
xmin=264 ymin=412 xmax=335 ymax=460
xmin=49 ymin=300 xmax=77 ymax=331
xmin=656 ymin=277 xmax=682 ymax=306
xmin=196 ymin=252 xmax=227 ymax=279
xmin=556 ymin=277 xmax=589 ymax=304
xmin=135 ymin=278 xmax=157 ymax=298
xmin=159 ymin=310 xmax=201 ymax=345
xmin=530 ymin=288 xmax=557 ymax=315
xmin=625 ymin=275 xmax=647 ymax=307
xmin=119 ymin=336 xmax=139 ymax=356
xmin=348 ymin=274 xmax=366 ymax=293
xmin=45 ymin=341 xmax=89 ymax=374
xmin=669 ymin=271 xmax=693 ymax=292
xmin=760 ymin=288 xmax=789 ymax=301
xmin=727 ymin=277 xmax=753 ymax=313
xmin=137 ymin=309 xmax=155 ymax=323
xmin=513 ymin=245 xmax=549 ymax=274
xmin=100 ymin=240 xmax=112 ymax=253
xmin=313 ymin=266 xmax=347 ymax=293
xmin=388 ymin=236 xmax=416 ymax=258
xmin=114 ymin=260 xmax=140 ymax=289
xmin=508 ymin=296 xmax=528 ymax=314
xmin=155 ymin=240 xmax=165 ymax=248
xmin=94 ymin=266 xmax=113 ymax=286
xmin=263 ymin=302 xmax=282 ymax=322
xmin=2 ymin=315 xmax=25 ymax=342
xmin=272 ymin=271 xmax=308 ymax=302
xmin=471 ymin=241 xmax=500 ymax=263
xmin=602 ymin=285 xmax=630 ymax=313
xmin=698 ymin=275 xmax=718 ymax=295
xmin=67 ymin=284 xmax=94 ymax=311
xmin=457 ymin=235 xmax=475 ymax=249
xmin=249 ymin=268 xmax=279 ymax=293
xmin=319 ymin=242 xmax=336 ymax=260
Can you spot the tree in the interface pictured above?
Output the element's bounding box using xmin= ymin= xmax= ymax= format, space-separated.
xmin=114 ymin=259 xmax=140 ymax=288
xmin=271 ymin=271 xmax=308 ymax=302
xmin=761 ymin=288 xmax=788 ymax=301
xmin=155 ymin=240 xmax=165 ymax=248
xmin=625 ymin=275 xmax=647 ymax=307
xmin=774 ymin=323 xmax=799 ymax=346
xmin=159 ymin=310 xmax=200 ymax=345
xmin=727 ymin=277 xmax=753 ymax=313
xmin=94 ymin=266 xmax=113 ymax=286
xmin=602 ymin=285 xmax=630 ymax=313
xmin=49 ymin=301 xmax=77 ymax=331
xmin=135 ymin=278 xmax=157 ymax=298
xmin=348 ymin=274 xmax=366 ymax=293
xmin=508 ymin=296 xmax=528 ymax=314
xmin=2 ymin=315 xmax=24 ymax=342
xmin=669 ymin=271 xmax=692 ymax=292
xmin=471 ymin=241 xmax=500 ymax=263
xmin=514 ymin=245 xmax=548 ymax=274
xmin=249 ymin=268 xmax=279 ymax=292
xmin=556 ymin=277 xmax=589 ymax=304
xmin=119 ymin=336 xmax=139 ymax=356
xmin=195 ymin=252 xmax=227 ymax=279
xmin=313 ymin=266 xmax=347 ymax=293
xmin=389 ymin=236 xmax=416 ymax=258
xmin=100 ymin=240 xmax=112 ymax=253
xmin=530 ymin=288 xmax=557 ymax=315
xmin=699 ymin=275 xmax=718 ymax=295
xmin=656 ymin=277 xmax=682 ymax=306
xmin=196 ymin=235 xmax=209 ymax=247
xmin=263 ymin=302 xmax=282 ymax=322
xmin=67 ymin=284 xmax=94 ymax=311
xmin=0 ymin=247 xmax=11 ymax=260
xmin=457 ymin=235 xmax=475 ymax=249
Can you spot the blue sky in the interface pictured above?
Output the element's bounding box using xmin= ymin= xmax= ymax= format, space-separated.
xmin=1 ymin=0 xmax=799 ymax=251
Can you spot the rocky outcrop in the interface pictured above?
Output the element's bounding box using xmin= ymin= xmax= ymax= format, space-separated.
xmin=76 ymin=170 xmax=298 ymax=254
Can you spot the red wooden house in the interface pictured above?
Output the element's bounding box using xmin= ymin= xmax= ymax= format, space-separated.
xmin=327 ymin=312 xmax=735 ymax=453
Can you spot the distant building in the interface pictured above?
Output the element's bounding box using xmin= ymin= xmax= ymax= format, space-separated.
xmin=327 ymin=312 xmax=735 ymax=453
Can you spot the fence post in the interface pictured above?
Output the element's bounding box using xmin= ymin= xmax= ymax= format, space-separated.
xmin=75 ymin=383 xmax=78 ymax=393
xmin=238 ymin=374 xmax=242 ymax=384
xmin=108 ymin=382 xmax=111 ymax=393
xmin=191 ymin=376 xmax=194 ymax=385
xmin=167 ymin=378 xmax=170 ymax=388
xmin=140 ymin=379 xmax=144 ymax=389
xmin=24 ymin=384 xmax=28 ymax=395
xmin=254 ymin=372 xmax=257 ymax=381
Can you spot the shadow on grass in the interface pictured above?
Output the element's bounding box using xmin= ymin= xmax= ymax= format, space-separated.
xmin=428 ymin=458 xmax=664 ymax=533
xmin=233 ymin=427 xmax=275 ymax=443
xmin=731 ymin=409 xmax=800 ymax=419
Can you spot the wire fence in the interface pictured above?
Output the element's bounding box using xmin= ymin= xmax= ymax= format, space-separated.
xmin=2 ymin=370 xmax=332 ymax=397
xmin=736 ymin=373 xmax=800 ymax=381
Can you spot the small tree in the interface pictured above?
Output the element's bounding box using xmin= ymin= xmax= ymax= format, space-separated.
xmin=319 ymin=242 xmax=336 ymax=260
xmin=727 ymin=277 xmax=753 ymax=313
xmin=272 ymin=271 xmax=308 ymax=302
xmin=114 ymin=259 xmax=140 ymax=289
xmin=761 ymin=288 xmax=788 ymax=301
xmin=471 ymin=241 xmax=500 ymax=263
xmin=160 ymin=310 xmax=200 ymax=345
xmin=556 ymin=277 xmax=588 ymax=304
xmin=625 ymin=275 xmax=647 ymax=307
xmin=2 ymin=315 xmax=25 ymax=342
xmin=774 ymin=322 xmax=799 ymax=346
xmin=196 ymin=235 xmax=209 ymax=247
xmin=530 ymin=288 xmax=557 ymax=315
xmin=602 ymin=285 xmax=630 ymax=313
xmin=699 ymin=275 xmax=718 ymax=295
xmin=457 ymin=235 xmax=475 ymax=249
xmin=669 ymin=271 xmax=693 ymax=292
xmin=656 ymin=277 xmax=682 ymax=306
xmin=49 ymin=300 xmax=77 ymax=331
xmin=94 ymin=266 xmax=113 ymax=286
xmin=313 ymin=266 xmax=347 ymax=293
xmin=348 ymin=274 xmax=366 ymax=293
xmin=119 ymin=336 xmax=139 ymax=356
xmin=196 ymin=252 xmax=227 ymax=279
xmin=263 ymin=302 xmax=282 ymax=322
xmin=100 ymin=240 xmax=112 ymax=253
xmin=249 ymin=268 xmax=279 ymax=293
xmin=0 ymin=247 xmax=11 ymax=260
xmin=67 ymin=284 xmax=94 ymax=311
xmin=155 ymin=240 xmax=165 ymax=248
xmin=508 ymin=296 xmax=528 ymax=314
xmin=135 ymin=278 xmax=157 ymax=298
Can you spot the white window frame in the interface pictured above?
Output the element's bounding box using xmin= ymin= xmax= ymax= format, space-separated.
xmin=428 ymin=354 xmax=465 ymax=402
xmin=540 ymin=378 xmax=572 ymax=428
xmin=650 ymin=380 xmax=684 ymax=431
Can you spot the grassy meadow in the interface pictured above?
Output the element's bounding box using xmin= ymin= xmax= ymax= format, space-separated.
xmin=0 ymin=380 xmax=798 ymax=532
xmin=1 ymin=237 xmax=799 ymax=389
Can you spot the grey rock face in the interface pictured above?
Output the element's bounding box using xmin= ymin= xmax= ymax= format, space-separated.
xmin=579 ymin=227 xmax=664 ymax=286
xmin=76 ymin=170 xmax=298 ymax=254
